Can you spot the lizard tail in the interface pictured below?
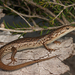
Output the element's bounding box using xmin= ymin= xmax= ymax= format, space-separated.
xmin=0 ymin=56 xmax=56 ymax=71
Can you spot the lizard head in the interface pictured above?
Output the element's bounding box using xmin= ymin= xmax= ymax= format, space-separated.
xmin=64 ymin=25 xmax=75 ymax=29
xmin=50 ymin=25 xmax=75 ymax=39
xmin=60 ymin=25 xmax=75 ymax=33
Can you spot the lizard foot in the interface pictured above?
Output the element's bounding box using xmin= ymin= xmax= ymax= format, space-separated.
xmin=48 ymin=49 xmax=56 ymax=53
xmin=6 ymin=57 xmax=17 ymax=65
xmin=53 ymin=41 xmax=61 ymax=44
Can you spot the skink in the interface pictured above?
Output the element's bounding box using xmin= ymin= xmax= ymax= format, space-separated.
xmin=0 ymin=25 xmax=75 ymax=71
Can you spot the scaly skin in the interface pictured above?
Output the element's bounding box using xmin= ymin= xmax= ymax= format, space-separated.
xmin=0 ymin=25 xmax=75 ymax=71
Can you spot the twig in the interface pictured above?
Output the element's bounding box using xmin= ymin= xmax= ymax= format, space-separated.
xmin=18 ymin=0 xmax=20 ymax=5
xmin=46 ymin=1 xmax=65 ymax=7
xmin=13 ymin=4 xmax=29 ymax=12
xmin=62 ymin=15 xmax=70 ymax=24
xmin=31 ymin=19 xmax=39 ymax=27
xmin=52 ymin=3 xmax=75 ymax=21
xmin=21 ymin=13 xmax=50 ymax=22
xmin=66 ymin=4 xmax=75 ymax=8
xmin=69 ymin=12 xmax=75 ymax=19
xmin=4 ymin=3 xmax=50 ymax=22
xmin=53 ymin=9 xmax=64 ymax=21
xmin=15 ymin=22 xmax=75 ymax=30
xmin=53 ymin=0 xmax=56 ymax=2
xmin=0 ymin=22 xmax=75 ymax=33
xmin=2 ymin=0 xmax=75 ymax=34
xmin=47 ymin=1 xmax=75 ymax=7
xmin=4 ymin=4 xmax=32 ymax=28
xmin=24 ymin=2 xmax=31 ymax=15
xmin=45 ymin=1 xmax=75 ymax=22
xmin=24 ymin=0 xmax=64 ymax=25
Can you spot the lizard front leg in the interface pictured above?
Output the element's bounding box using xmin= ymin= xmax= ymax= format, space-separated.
xmin=7 ymin=47 xmax=17 ymax=65
xmin=43 ymin=43 xmax=55 ymax=52
xmin=43 ymin=40 xmax=61 ymax=52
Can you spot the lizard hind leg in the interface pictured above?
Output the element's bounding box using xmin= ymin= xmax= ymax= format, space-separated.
xmin=6 ymin=47 xmax=17 ymax=65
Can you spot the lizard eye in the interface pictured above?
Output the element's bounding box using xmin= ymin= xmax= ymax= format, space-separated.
xmin=66 ymin=27 xmax=69 ymax=30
